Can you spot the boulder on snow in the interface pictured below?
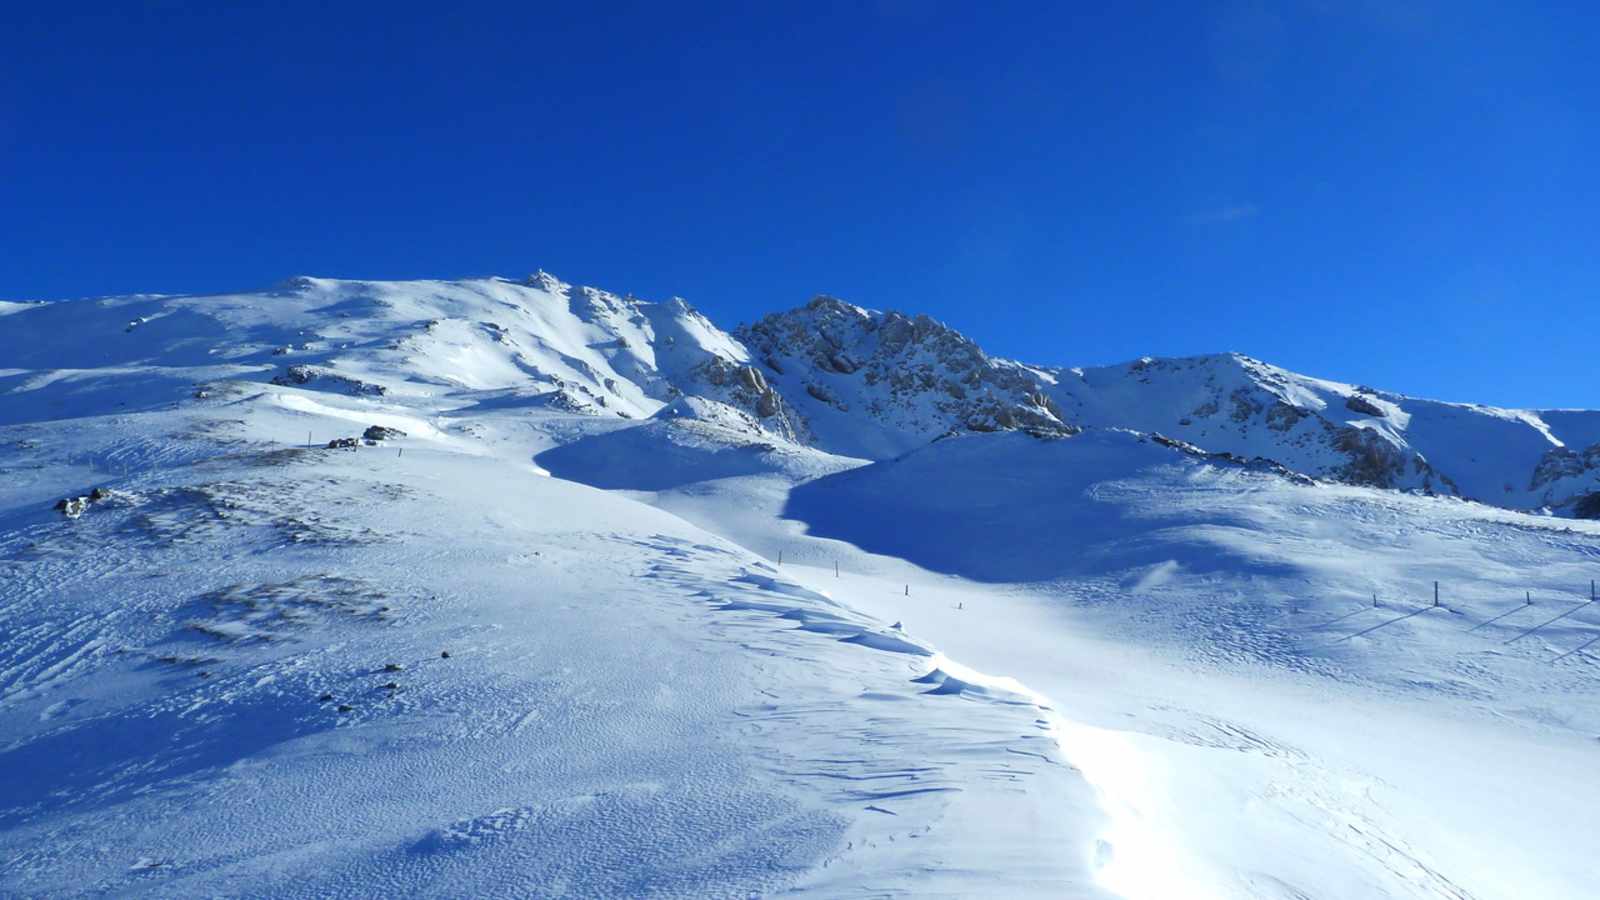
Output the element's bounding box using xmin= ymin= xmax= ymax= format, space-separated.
xmin=325 ymin=437 xmax=361 ymax=450
xmin=1345 ymin=393 xmax=1386 ymax=417
xmin=273 ymin=365 xmax=318 ymax=386
xmin=271 ymin=365 xmax=387 ymax=396
xmin=362 ymin=425 xmax=407 ymax=442
xmin=53 ymin=487 xmax=120 ymax=518
xmin=54 ymin=497 xmax=89 ymax=518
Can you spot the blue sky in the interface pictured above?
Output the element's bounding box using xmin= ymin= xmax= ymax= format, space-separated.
xmin=3 ymin=2 xmax=1595 ymax=407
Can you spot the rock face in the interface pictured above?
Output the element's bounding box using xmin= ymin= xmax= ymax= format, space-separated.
xmin=1531 ymin=443 xmax=1600 ymax=491
xmin=363 ymin=425 xmax=407 ymax=442
xmin=1529 ymin=442 xmax=1600 ymax=511
xmin=1575 ymin=492 xmax=1600 ymax=519
xmin=736 ymin=296 xmax=1077 ymax=457
xmin=690 ymin=357 xmax=809 ymax=444
xmin=1332 ymin=426 xmax=1428 ymax=490
xmin=1345 ymin=393 xmax=1387 ymax=417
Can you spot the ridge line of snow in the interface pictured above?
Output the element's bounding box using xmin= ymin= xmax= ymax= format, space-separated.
xmin=919 ymin=651 xmax=1222 ymax=900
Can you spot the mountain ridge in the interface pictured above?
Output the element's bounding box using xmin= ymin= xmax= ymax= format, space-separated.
xmin=3 ymin=271 xmax=1597 ymax=515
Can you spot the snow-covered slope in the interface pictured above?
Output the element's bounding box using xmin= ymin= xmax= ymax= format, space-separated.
xmin=4 ymin=271 xmax=1600 ymax=898
xmin=5 ymin=275 xmax=1596 ymax=514
xmin=0 ymin=335 xmax=1106 ymax=895
xmin=654 ymin=429 xmax=1600 ymax=899
xmin=0 ymin=272 xmax=806 ymax=443
xmin=1041 ymin=353 xmax=1600 ymax=513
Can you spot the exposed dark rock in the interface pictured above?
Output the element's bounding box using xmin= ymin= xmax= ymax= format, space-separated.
xmin=1345 ymin=393 xmax=1386 ymax=417
xmin=1265 ymin=402 xmax=1308 ymax=432
xmin=1530 ymin=442 xmax=1600 ymax=490
xmin=363 ymin=425 xmax=406 ymax=442
xmin=1575 ymin=492 xmax=1600 ymax=519
xmin=1149 ymin=432 xmax=1316 ymax=486
xmin=272 ymin=365 xmax=317 ymax=386
xmin=737 ymin=297 xmax=1076 ymax=446
xmin=325 ymin=437 xmax=360 ymax=450
xmin=271 ymin=365 xmax=387 ymax=396
xmin=1230 ymin=388 xmax=1263 ymax=423
xmin=1332 ymin=427 xmax=1409 ymax=489
xmin=54 ymin=497 xmax=89 ymax=518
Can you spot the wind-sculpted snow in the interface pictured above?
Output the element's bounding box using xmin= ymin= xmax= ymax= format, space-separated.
xmin=0 ymin=388 xmax=1107 ymax=896
xmin=6 ymin=268 xmax=1600 ymax=898
xmin=783 ymin=429 xmax=1600 ymax=696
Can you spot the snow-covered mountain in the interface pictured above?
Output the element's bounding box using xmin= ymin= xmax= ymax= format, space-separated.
xmin=5 ymin=273 xmax=1596 ymax=515
xmin=4 ymin=271 xmax=1600 ymax=898
xmin=1040 ymin=352 xmax=1600 ymax=512
xmin=734 ymin=296 xmax=1076 ymax=458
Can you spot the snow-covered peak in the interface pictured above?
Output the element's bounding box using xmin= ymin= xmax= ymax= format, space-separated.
xmin=1034 ymin=349 xmax=1600 ymax=511
xmin=736 ymin=297 xmax=1075 ymax=459
xmin=3 ymin=271 xmax=1597 ymax=514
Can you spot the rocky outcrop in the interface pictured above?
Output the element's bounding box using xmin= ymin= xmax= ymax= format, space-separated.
xmin=53 ymin=487 xmax=120 ymax=518
xmin=1530 ymin=442 xmax=1600 ymax=490
xmin=363 ymin=425 xmax=407 ymax=442
xmin=271 ymin=365 xmax=387 ymax=397
xmin=736 ymin=296 xmax=1076 ymax=450
xmin=1345 ymin=393 xmax=1386 ymax=417
xmin=692 ymin=357 xmax=808 ymax=443
xmin=54 ymin=496 xmax=89 ymax=518
xmin=1332 ymin=427 xmax=1411 ymax=489
xmin=1148 ymin=433 xmax=1317 ymax=485
xmin=1575 ymin=492 xmax=1600 ymax=519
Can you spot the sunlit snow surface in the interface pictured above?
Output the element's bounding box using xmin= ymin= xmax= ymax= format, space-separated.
xmin=3 ymin=277 xmax=1598 ymax=898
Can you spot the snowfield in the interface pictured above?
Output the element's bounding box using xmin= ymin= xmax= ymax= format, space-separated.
xmin=2 ymin=274 xmax=1597 ymax=898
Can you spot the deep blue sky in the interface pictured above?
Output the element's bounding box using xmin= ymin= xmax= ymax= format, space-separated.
xmin=3 ymin=3 xmax=1595 ymax=407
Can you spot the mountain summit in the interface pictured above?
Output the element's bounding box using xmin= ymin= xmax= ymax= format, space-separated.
xmin=3 ymin=272 xmax=1597 ymax=515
